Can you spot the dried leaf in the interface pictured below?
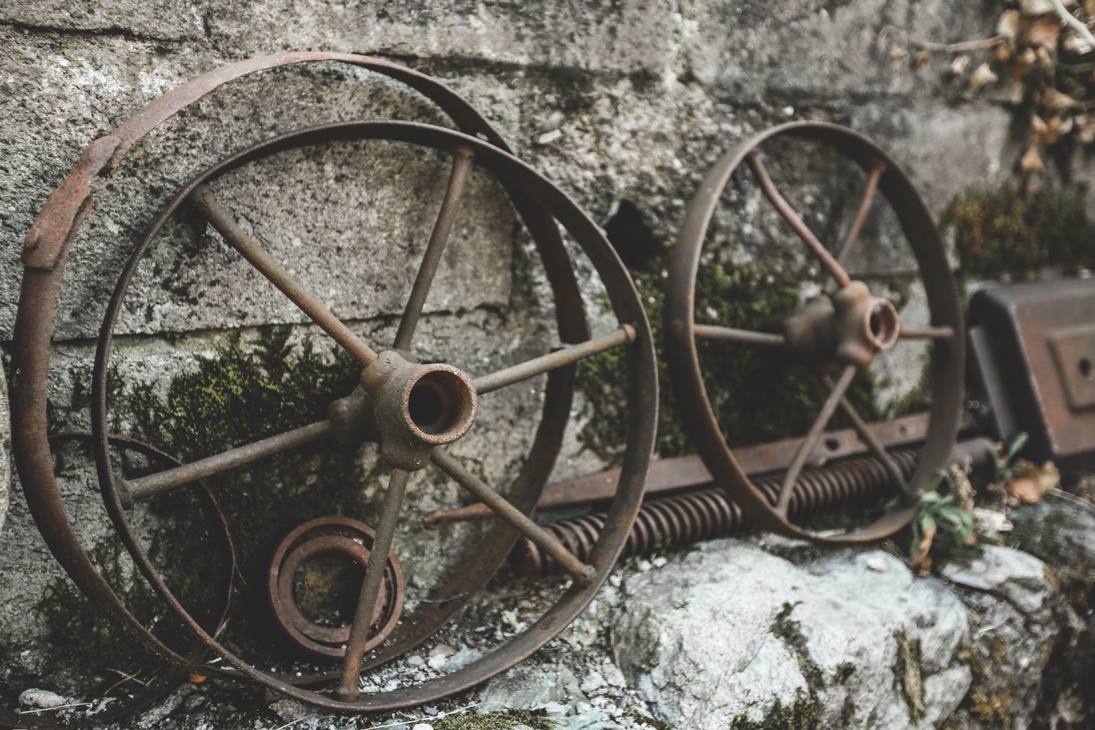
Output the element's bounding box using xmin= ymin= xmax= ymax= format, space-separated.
xmin=1063 ymin=32 xmax=1095 ymax=55
xmin=1031 ymin=113 xmax=1050 ymax=137
xmin=915 ymin=49 xmax=931 ymax=68
xmin=1021 ymin=142 xmax=1045 ymax=172
xmin=911 ymin=522 xmax=937 ymax=574
xmin=1077 ymin=113 xmax=1095 ymax=143
xmin=950 ymin=54 xmax=971 ymax=76
xmin=970 ymin=62 xmax=1000 ymax=89
xmin=1036 ymin=45 xmax=1055 ymax=67
xmin=188 ymin=673 xmax=208 ymax=684
xmin=1013 ymin=47 xmax=1038 ymax=81
xmin=1008 ymin=460 xmax=1060 ymax=502
xmin=890 ymin=47 xmax=909 ymax=62
xmin=1020 ymin=0 xmax=1056 ymax=14
xmin=998 ymin=10 xmax=1022 ymax=41
xmin=1031 ymin=114 xmax=1063 ymax=146
xmin=1025 ymin=14 xmax=1062 ymax=51
xmin=1047 ymin=115 xmax=1071 ymax=143
xmin=994 ymin=43 xmax=1016 ymax=63
xmin=1042 ymin=87 xmax=1079 ymax=108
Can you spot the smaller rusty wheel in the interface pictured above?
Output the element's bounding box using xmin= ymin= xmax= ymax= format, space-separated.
xmin=665 ymin=121 xmax=964 ymax=542
xmin=268 ymin=517 xmax=403 ymax=658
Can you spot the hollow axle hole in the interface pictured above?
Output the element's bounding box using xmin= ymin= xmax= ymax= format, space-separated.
xmin=409 ymin=383 xmax=447 ymax=433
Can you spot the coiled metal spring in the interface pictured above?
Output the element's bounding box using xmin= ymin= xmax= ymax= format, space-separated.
xmin=512 ymin=448 xmax=920 ymax=579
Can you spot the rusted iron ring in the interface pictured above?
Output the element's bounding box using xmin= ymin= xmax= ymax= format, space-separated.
xmin=268 ymin=517 xmax=403 ymax=658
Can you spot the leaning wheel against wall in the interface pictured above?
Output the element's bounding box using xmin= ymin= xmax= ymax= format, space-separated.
xmin=10 ymin=53 xmax=657 ymax=712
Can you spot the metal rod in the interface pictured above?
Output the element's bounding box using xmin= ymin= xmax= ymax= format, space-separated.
xmin=827 ymin=160 xmax=885 ymax=293
xmin=692 ymin=324 xmax=785 ymax=346
xmin=747 ymin=151 xmax=852 ymax=289
xmin=431 ymin=449 xmax=596 ymax=585
xmin=190 ymin=184 xmax=379 ymax=367
xmin=123 ymin=420 xmax=333 ymax=502
xmin=336 ymin=468 xmax=410 ymax=703
xmin=825 ymin=381 xmax=908 ymax=495
xmin=837 ymin=162 xmax=885 ymax=267
xmin=899 ymin=325 xmax=955 ymax=341
xmin=393 ymin=147 xmax=475 ymax=351
xmin=473 ymin=325 xmax=635 ymax=395
xmin=777 ymin=364 xmax=857 ymax=513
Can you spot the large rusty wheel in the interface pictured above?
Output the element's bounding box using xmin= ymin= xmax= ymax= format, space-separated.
xmin=665 ymin=121 xmax=964 ymax=542
xmin=12 ymin=55 xmax=656 ymax=713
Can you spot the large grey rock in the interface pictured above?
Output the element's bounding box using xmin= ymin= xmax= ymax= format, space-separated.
xmin=613 ymin=539 xmax=972 ymax=729
xmin=1006 ymin=498 xmax=1095 ymax=728
xmin=939 ymin=545 xmax=1059 ymax=730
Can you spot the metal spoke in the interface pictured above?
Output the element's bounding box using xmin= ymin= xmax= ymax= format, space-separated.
xmin=693 ymin=324 xmax=785 ymax=346
xmin=747 ymin=150 xmax=852 ymax=289
xmin=826 ymin=160 xmax=885 ymax=292
xmin=473 ymin=325 xmax=635 ymax=395
xmin=899 ymin=325 xmax=955 ymax=341
xmin=431 ymin=449 xmax=596 ymax=586
xmin=121 ymin=420 xmax=332 ymax=504
xmin=336 ymin=468 xmax=410 ymax=703
xmin=823 ymin=374 xmax=908 ymax=493
xmin=190 ymin=184 xmax=378 ymax=367
xmin=393 ymin=147 xmax=475 ymax=351
xmin=775 ymin=364 xmax=858 ymax=514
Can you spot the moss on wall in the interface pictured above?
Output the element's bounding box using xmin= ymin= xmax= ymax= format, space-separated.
xmin=102 ymin=326 xmax=383 ymax=664
xmin=575 ymin=240 xmax=879 ymax=463
xmin=940 ymin=185 xmax=1095 ymax=277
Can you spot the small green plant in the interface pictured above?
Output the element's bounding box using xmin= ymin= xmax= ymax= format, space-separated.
xmin=909 ymin=470 xmax=975 ymax=571
xmin=991 ymin=432 xmax=1029 ymax=483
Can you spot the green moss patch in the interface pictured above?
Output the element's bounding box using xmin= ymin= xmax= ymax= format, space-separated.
xmin=730 ymin=699 xmax=821 ymax=730
xmin=107 ymin=325 xmax=378 ymax=664
xmin=433 ymin=708 xmax=556 ymax=729
xmin=941 ymin=185 xmax=1095 ymax=277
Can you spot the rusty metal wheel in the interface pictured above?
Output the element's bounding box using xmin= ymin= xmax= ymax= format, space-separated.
xmin=665 ymin=121 xmax=964 ymax=542
xmin=12 ymin=55 xmax=656 ymax=714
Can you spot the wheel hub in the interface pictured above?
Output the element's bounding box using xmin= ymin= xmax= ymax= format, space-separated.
xmin=780 ymin=281 xmax=900 ymax=369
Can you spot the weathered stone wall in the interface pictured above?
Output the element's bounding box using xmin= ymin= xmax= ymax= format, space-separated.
xmin=3 ymin=0 xmax=1091 ymax=727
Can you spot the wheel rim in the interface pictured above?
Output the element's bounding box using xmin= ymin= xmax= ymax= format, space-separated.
xmin=665 ymin=121 xmax=964 ymax=543
xmin=11 ymin=54 xmax=656 ymax=712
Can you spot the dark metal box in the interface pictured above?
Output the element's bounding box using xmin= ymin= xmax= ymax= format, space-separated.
xmin=968 ymin=278 xmax=1095 ymax=465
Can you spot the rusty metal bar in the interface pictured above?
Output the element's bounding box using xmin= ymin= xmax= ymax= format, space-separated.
xmin=421 ymin=411 xmax=961 ymax=528
xmin=777 ymin=364 xmax=857 ymax=513
xmin=431 ymin=449 xmax=596 ymax=585
xmin=393 ymin=147 xmax=475 ymax=351
xmin=834 ymin=395 xmax=907 ymax=494
xmin=747 ymin=150 xmax=852 ymax=289
xmin=122 ymin=420 xmax=333 ymax=503
xmin=692 ymin=324 xmax=785 ymax=346
xmin=899 ymin=325 xmax=956 ymax=340
xmin=190 ymin=185 xmax=379 ymax=367
xmin=835 ymin=161 xmax=885 ymax=269
xmin=336 ymin=468 xmax=410 ymax=702
xmin=473 ymin=325 xmax=636 ymax=395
